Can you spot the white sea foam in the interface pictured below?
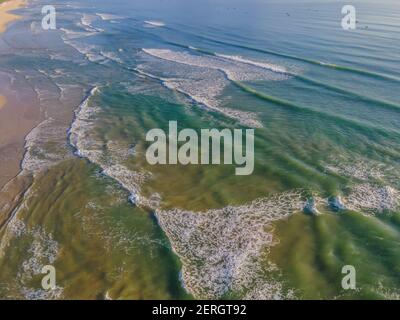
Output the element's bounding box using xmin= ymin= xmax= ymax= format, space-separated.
xmin=302 ymin=185 xmax=399 ymax=216
xmin=54 ymin=69 xmax=68 ymax=76
xmin=325 ymin=159 xmax=400 ymax=214
xmin=21 ymin=287 xmax=63 ymax=300
xmin=80 ymin=13 xmax=103 ymax=32
xmin=144 ymin=20 xmax=166 ymax=27
xmin=18 ymin=226 xmax=63 ymax=300
xmin=375 ymin=283 xmax=400 ymax=300
xmin=65 ymin=87 xmax=319 ymax=299
xmin=96 ymin=13 xmax=123 ymax=21
xmin=142 ymin=48 xmax=288 ymax=82
xmin=216 ymin=54 xmax=288 ymax=74
xmin=325 ymin=160 xmax=387 ymax=181
xmin=68 ymin=87 xmax=101 ymax=159
xmin=58 ymin=84 xmax=80 ymax=102
xmin=59 ymin=24 xmax=106 ymax=63
xmin=0 ymin=193 xmax=63 ymax=299
xmin=60 ymin=27 xmax=97 ymax=40
xmin=81 ymin=13 xmax=96 ymax=26
xmin=159 ymin=69 xmax=261 ymax=127
xmin=136 ymin=63 xmax=261 ymax=127
xmin=102 ymin=164 xmax=149 ymax=205
xmin=0 ymin=202 xmax=29 ymax=258
xmin=15 ymin=68 xmax=82 ymax=174
xmin=51 ymin=83 xmax=400 ymax=300
xmin=63 ymin=40 xmax=106 ymax=63
xmin=141 ymin=48 xmax=290 ymax=127
xmin=78 ymin=192 xmax=167 ymax=258
xmin=68 ymin=87 xmax=149 ymax=206
xmin=106 ymin=140 xmax=135 ymax=161
xmin=154 ymin=178 xmax=399 ymax=298
xmin=20 ymin=227 xmax=59 ymax=277
xmin=345 ymin=184 xmax=400 ymax=214
xmin=156 ymin=191 xmax=305 ymax=299
xmin=22 ymin=118 xmax=70 ymax=173
xmin=105 ymin=291 xmax=113 ymax=300
xmin=100 ymin=50 xmax=123 ymax=64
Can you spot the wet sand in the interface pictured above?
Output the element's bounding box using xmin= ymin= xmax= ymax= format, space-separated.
xmin=0 ymin=89 xmax=42 ymax=227
xmin=0 ymin=95 xmax=5 ymax=110
xmin=0 ymin=0 xmax=25 ymax=33
xmin=0 ymin=0 xmax=39 ymax=191
xmin=0 ymin=80 xmax=43 ymax=229
xmin=0 ymin=94 xmax=41 ymax=188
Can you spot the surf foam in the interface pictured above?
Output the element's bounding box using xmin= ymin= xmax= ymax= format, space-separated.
xmin=345 ymin=184 xmax=400 ymax=214
xmin=144 ymin=20 xmax=165 ymax=27
xmin=68 ymin=87 xmax=149 ymax=206
xmin=155 ymin=191 xmax=304 ymax=299
xmin=140 ymin=48 xmax=291 ymax=127
xmin=325 ymin=159 xmax=400 ymax=214
xmin=96 ymin=13 xmax=123 ymax=21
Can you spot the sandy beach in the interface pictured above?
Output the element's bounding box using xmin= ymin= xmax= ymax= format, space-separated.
xmin=0 ymin=0 xmax=25 ymax=33
xmin=0 ymin=93 xmax=41 ymax=189
xmin=0 ymin=0 xmax=37 ymax=192
xmin=0 ymin=95 xmax=5 ymax=110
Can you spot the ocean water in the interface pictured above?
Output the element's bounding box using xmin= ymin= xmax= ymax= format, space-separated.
xmin=0 ymin=0 xmax=399 ymax=299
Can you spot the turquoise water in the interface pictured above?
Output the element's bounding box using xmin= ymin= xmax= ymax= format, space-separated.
xmin=0 ymin=0 xmax=399 ymax=299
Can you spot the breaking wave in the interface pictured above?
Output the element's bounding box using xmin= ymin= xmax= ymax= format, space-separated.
xmin=68 ymin=87 xmax=149 ymax=206
xmin=141 ymin=48 xmax=290 ymax=127
xmin=142 ymin=48 xmax=288 ymax=82
xmin=183 ymin=34 xmax=400 ymax=83
xmin=155 ymin=191 xmax=305 ymax=299
xmin=80 ymin=13 xmax=104 ymax=33
xmin=325 ymin=159 xmax=400 ymax=214
xmin=135 ymin=66 xmax=262 ymax=128
xmin=22 ymin=118 xmax=69 ymax=173
xmin=96 ymin=13 xmax=124 ymax=21
xmin=144 ymin=20 xmax=165 ymax=27
xmin=215 ymin=53 xmax=288 ymax=74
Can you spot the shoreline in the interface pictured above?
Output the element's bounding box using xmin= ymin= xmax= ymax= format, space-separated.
xmin=0 ymin=0 xmax=38 ymax=193
xmin=0 ymin=0 xmax=25 ymax=33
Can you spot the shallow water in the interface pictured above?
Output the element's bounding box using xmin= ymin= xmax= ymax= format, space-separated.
xmin=0 ymin=0 xmax=399 ymax=299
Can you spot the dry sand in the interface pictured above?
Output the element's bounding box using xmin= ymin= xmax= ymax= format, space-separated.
xmin=0 ymin=95 xmax=5 ymax=110
xmin=0 ymin=0 xmax=25 ymax=33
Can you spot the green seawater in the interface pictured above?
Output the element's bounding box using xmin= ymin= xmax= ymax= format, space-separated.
xmin=271 ymin=211 xmax=400 ymax=299
xmin=0 ymin=159 xmax=189 ymax=299
xmin=1 ymin=0 xmax=399 ymax=299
